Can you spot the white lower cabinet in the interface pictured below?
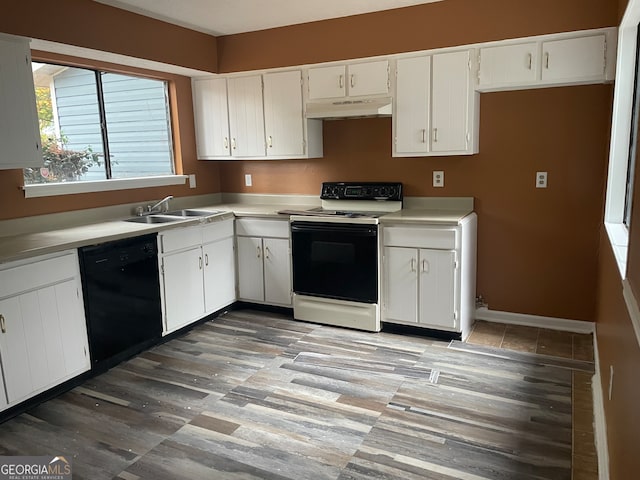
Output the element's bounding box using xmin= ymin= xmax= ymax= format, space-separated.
xmin=0 ymin=251 xmax=90 ymax=411
xmin=236 ymin=219 xmax=292 ymax=307
xmin=159 ymin=219 xmax=236 ymax=335
xmin=382 ymin=216 xmax=477 ymax=338
xmin=383 ymin=247 xmax=456 ymax=330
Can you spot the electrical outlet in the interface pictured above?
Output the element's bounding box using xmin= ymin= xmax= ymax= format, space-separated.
xmin=536 ymin=171 xmax=548 ymax=188
xmin=433 ymin=171 xmax=444 ymax=188
xmin=188 ymin=174 xmax=196 ymax=189
xmin=609 ymin=365 xmax=614 ymax=401
xmin=245 ymin=174 xmax=252 ymax=187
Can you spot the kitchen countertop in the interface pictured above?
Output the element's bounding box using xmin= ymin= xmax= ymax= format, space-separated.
xmin=379 ymin=208 xmax=474 ymax=225
xmin=0 ymin=200 xmax=473 ymax=265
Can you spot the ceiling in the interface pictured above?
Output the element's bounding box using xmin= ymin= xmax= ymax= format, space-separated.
xmin=93 ymin=0 xmax=444 ymax=36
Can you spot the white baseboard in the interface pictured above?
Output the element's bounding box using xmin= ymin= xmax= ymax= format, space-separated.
xmin=475 ymin=307 xmax=595 ymax=334
xmin=592 ymin=333 xmax=610 ymax=480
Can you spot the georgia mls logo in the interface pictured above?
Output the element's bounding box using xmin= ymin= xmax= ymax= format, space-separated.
xmin=0 ymin=456 xmax=72 ymax=480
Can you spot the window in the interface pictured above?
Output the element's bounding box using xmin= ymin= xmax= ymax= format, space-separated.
xmin=604 ymin=0 xmax=640 ymax=277
xmin=624 ymin=28 xmax=640 ymax=228
xmin=25 ymin=63 xmax=174 ymax=185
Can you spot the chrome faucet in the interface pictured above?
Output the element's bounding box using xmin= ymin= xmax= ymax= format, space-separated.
xmin=148 ymin=195 xmax=173 ymax=213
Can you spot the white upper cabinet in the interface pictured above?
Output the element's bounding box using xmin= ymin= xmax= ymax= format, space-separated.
xmin=541 ymin=34 xmax=606 ymax=83
xmin=308 ymin=65 xmax=346 ymax=99
xmin=432 ymin=50 xmax=477 ymax=154
xmin=348 ymin=61 xmax=390 ymax=96
xmin=394 ymin=56 xmax=431 ymax=156
xmin=393 ymin=50 xmax=478 ymax=157
xmin=263 ymin=70 xmax=305 ymax=157
xmin=0 ymin=34 xmax=42 ymax=170
xmin=478 ymin=42 xmax=538 ymax=89
xmin=308 ymin=60 xmax=389 ymax=100
xmin=478 ymin=30 xmax=614 ymax=92
xmin=227 ymin=75 xmax=266 ymax=157
xmin=193 ymin=77 xmax=230 ymax=158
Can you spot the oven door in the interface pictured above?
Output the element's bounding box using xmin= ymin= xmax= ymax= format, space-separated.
xmin=291 ymin=221 xmax=378 ymax=303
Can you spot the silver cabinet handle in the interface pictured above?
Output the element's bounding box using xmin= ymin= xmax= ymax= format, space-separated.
xmin=339 ymin=74 xmax=344 ymax=89
xmin=265 ymin=246 xmax=271 ymax=259
xmin=350 ymin=74 xmax=355 ymax=88
xmin=224 ymin=137 xmax=229 ymax=150
xmin=199 ymin=256 xmax=203 ymax=270
xmin=410 ymin=258 xmax=416 ymax=272
xmin=527 ymin=53 xmax=532 ymax=70
xmin=257 ymin=246 xmax=261 ymax=258
xmin=205 ymin=253 xmax=209 ymax=266
xmin=544 ymin=52 xmax=550 ymax=69
xmin=433 ymin=128 xmax=438 ymax=143
xmin=0 ymin=314 xmax=5 ymax=334
xmin=422 ymin=260 xmax=430 ymax=273
xmin=421 ymin=129 xmax=427 ymax=143
xmin=267 ymin=135 xmax=273 ymax=148
xmin=232 ymin=138 xmax=237 ymax=150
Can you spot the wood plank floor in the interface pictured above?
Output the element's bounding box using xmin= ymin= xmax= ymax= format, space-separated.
xmin=0 ymin=310 xmax=595 ymax=480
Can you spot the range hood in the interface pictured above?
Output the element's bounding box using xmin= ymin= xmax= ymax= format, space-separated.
xmin=305 ymin=97 xmax=392 ymax=119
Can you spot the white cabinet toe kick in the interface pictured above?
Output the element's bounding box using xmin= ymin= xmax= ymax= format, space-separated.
xmin=293 ymin=294 xmax=380 ymax=332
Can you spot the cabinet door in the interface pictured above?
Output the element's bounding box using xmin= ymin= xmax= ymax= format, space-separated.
xmin=478 ymin=42 xmax=538 ymax=88
xmin=0 ymin=35 xmax=42 ymax=170
xmin=308 ymin=65 xmax=346 ymax=100
xmin=263 ymin=71 xmax=304 ymax=157
xmin=263 ymin=238 xmax=292 ymax=306
xmin=20 ymin=288 xmax=65 ymax=392
xmin=394 ymin=56 xmax=430 ymax=155
xmin=55 ymin=279 xmax=90 ymax=375
xmin=162 ymin=247 xmax=205 ymax=333
xmin=418 ymin=249 xmax=456 ymax=329
xmin=541 ymin=35 xmax=606 ymax=83
xmin=227 ymin=75 xmax=266 ymax=157
xmin=348 ymin=61 xmax=389 ymax=96
xmin=383 ymin=247 xmax=418 ymax=324
xmin=203 ymin=236 xmax=236 ymax=313
xmin=193 ymin=78 xmax=230 ymax=158
xmin=432 ymin=50 xmax=472 ymax=153
xmin=237 ymin=236 xmax=265 ymax=302
xmin=0 ymin=296 xmax=33 ymax=403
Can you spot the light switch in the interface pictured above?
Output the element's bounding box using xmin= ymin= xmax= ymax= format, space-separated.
xmin=245 ymin=174 xmax=252 ymax=187
xmin=188 ymin=174 xmax=196 ymax=189
xmin=536 ymin=171 xmax=548 ymax=188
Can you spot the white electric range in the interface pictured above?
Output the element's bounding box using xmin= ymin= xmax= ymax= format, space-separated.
xmin=284 ymin=182 xmax=403 ymax=332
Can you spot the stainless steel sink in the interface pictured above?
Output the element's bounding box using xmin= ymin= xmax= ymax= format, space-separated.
xmin=165 ymin=209 xmax=221 ymax=217
xmin=124 ymin=215 xmax=185 ymax=224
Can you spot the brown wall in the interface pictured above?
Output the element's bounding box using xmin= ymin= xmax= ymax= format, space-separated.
xmin=0 ymin=0 xmax=217 ymax=72
xmin=220 ymin=85 xmax=612 ymax=320
xmin=596 ymin=229 xmax=640 ymax=479
xmin=217 ymin=0 xmax=617 ymax=72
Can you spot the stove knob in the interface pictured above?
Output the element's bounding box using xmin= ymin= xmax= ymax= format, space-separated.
xmin=380 ymin=186 xmax=388 ymax=197
xmin=388 ymin=186 xmax=397 ymax=198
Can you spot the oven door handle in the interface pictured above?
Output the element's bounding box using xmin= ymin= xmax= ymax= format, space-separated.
xmin=291 ymin=223 xmax=377 ymax=236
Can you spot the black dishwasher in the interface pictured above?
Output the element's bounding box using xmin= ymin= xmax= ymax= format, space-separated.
xmin=79 ymin=233 xmax=163 ymax=372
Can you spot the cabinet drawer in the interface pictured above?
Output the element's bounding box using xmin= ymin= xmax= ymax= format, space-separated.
xmin=0 ymin=251 xmax=78 ymax=298
xmin=235 ymin=218 xmax=289 ymax=238
xmin=202 ymin=219 xmax=234 ymax=244
xmin=383 ymin=226 xmax=456 ymax=249
xmin=160 ymin=225 xmax=202 ymax=253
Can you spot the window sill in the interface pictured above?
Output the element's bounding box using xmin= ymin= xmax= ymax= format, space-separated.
xmin=23 ymin=175 xmax=188 ymax=198
xmin=605 ymin=221 xmax=629 ymax=278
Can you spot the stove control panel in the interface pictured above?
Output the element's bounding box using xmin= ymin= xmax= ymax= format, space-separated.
xmin=320 ymin=182 xmax=403 ymax=201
